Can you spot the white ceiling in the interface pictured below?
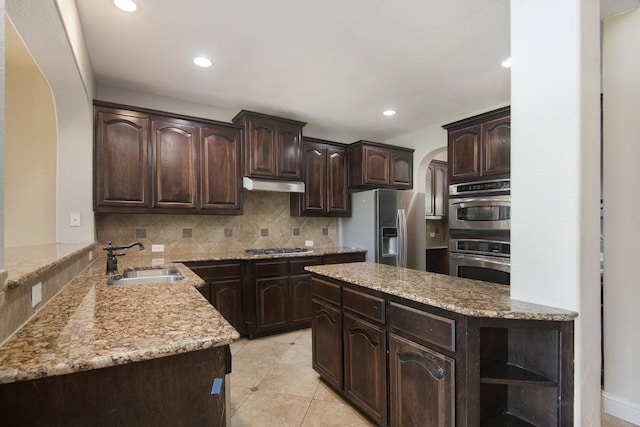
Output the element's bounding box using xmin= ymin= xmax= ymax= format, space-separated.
xmin=72 ymin=0 xmax=637 ymax=143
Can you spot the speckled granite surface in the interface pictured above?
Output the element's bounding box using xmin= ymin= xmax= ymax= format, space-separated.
xmin=4 ymin=243 xmax=96 ymax=289
xmin=0 ymin=258 xmax=240 ymax=385
xmin=306 ymin=262 xmax=578 ymax=321
xmin=0 ymin=246 xmax=363 ymax=385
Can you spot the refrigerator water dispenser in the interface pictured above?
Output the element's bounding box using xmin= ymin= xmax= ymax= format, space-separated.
xmin=381 ymin=227 xmax=398 ymax=256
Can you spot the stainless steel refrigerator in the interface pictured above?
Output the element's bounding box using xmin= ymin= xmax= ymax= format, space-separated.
xmin=339 ymin=189 xmax=426 ymax=270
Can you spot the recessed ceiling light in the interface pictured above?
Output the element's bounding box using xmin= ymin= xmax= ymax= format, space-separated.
xmin=501 ymin=57 xmax=512 ymax=68
xmin=114 ymin=0 xmax=137 ymax=12
xmin=383 ymin=109 xmax=397 ymax=116
xmin=193 ymin=57 xmax=213 ymax=68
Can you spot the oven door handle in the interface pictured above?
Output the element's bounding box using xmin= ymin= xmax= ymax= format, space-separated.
xmin=449 ymin=253 xmax=511 ymax=272
xmin=450 ymin=200 xmax=511 ymax=209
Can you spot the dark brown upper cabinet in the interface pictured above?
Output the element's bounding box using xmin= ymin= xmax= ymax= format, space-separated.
xmin=151 ymin=118 xmax=198 ymax=210
xmin=348 ymin=140 xmax=414 ymax=190
xmin=290 ymin=137 xmax=350 ymax=217
xmin=232 ymin=110 xmax=306 ymax=180
xmin=94 ymin=102 xmax=243 ymax=215
xmin=94 ymin=107 xmax=150 ymax=209
xmin=443 ymin=106 xmax=510 ymax=183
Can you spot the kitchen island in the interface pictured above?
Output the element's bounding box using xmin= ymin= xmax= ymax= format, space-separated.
xmin=306 ymin=262 xmax=578 ymax=427
xmin=0 ymin=255 xmax=239 ymax=426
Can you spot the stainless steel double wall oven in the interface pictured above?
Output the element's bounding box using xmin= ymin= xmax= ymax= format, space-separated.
xmin=448 ymin=179 xmax=511 ymax=285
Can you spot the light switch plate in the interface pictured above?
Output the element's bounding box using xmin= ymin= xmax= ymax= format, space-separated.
xmin=305 ymin=240 xmax=313 ymax=247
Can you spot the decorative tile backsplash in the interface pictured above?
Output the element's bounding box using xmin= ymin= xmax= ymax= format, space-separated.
xmin=95 ymin=191 xmax=340 ymax=251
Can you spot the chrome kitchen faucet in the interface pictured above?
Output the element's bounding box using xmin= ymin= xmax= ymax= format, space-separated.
xmin=103 ymin=241 xmax=145 ymax=274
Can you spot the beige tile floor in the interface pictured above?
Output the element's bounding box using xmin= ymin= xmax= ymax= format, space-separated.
xmin=229 ymin=328 xmax=637 ymax=427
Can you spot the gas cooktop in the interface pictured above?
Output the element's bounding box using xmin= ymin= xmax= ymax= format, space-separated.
xmin=244 ymin=248 xmax=312 ymax=255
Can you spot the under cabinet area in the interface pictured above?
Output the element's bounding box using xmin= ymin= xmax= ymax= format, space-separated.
xmin=94 ymin=102 xmax=243 ymax=215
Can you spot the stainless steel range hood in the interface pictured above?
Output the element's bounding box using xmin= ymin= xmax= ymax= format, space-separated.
xmin=243 ymin=177 xmax=305 ymax=193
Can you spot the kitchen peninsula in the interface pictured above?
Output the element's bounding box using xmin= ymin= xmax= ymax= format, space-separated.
xmin=0 ymin=245 xmax=365 ymax=426
xmin=307 ymin=262 xmax=577 ymax=427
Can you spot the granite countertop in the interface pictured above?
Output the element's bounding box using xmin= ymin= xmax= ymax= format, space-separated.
xmin=306 ymin=262 xmax=578 ymax=321
xmin=0 ymin=245 xmax=364 ymax=385
xmin=0 ymin=257 xmax=240 ymax=385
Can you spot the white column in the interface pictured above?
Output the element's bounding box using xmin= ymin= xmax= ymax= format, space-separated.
xmin=602 ymin=7 xmax=640 ymax=424
xmin=510 ymin=1 xmax=601 ymax=425
xmin=0 ymin=0 xmax=6 ymax=271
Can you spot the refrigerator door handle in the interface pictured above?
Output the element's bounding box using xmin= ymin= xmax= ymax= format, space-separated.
xmin=397 ymin=209 xmax=408 ymax=267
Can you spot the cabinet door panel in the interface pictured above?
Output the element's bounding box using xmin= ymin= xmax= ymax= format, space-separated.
xmin=363 ymin=146 xmax=390 ymax=185
xmin=483 ymin=117 xmax=511 ymax=178
xmin=212 ymin=279 xmax=242 ymax=329
xmin=326 ymin=147 xmax=350 ymax=214
xmin=302 ymin=144 xmax=326 ymax=213
xmin=95 ymin=110 xmax=150 ymax=208
xmin=277 ymin=122 xmax=303 ymax=179
xmin=152 ymin=119 xmax=198 ymax=208
xmin=343 ymin=313 xmax=387 ymax=425
xmin=290 ymin=274 xmax=313 ymax=324
xmin=390 ymin=150 xmax=413 ymax=188
xmin=248 ymin=118 xmax=277 ymax=176
xmin=312 ymin=299 xmax=343 ymax=390
xmin=449 ymin=125 xmax=481 ymax=182
xmin=389 ymin=333 xmax=455 ymax=427
xmin=434 ymin=165 xmax=447 ymax=216
xmin=200 ymin=125 xmax=242 ymax=212
xmin=256 ymin=277 xmax=288 ymax=331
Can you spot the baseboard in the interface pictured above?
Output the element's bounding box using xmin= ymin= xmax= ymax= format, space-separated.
xmin=602 ymin=391 xmax=640 ymax=425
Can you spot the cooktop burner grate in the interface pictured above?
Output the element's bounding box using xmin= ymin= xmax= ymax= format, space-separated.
xmin=244 ymin=248 xmax=311 ymax=255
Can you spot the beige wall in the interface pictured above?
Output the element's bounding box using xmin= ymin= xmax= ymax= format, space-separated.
xmin=4 ymin=19 xmax=57 ymax=248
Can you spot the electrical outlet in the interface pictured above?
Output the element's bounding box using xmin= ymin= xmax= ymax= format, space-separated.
xmin=31 ymin=282 xmax=43 ymax=308
xmin=305 ymin=240 xmax=313 ymax=247
xmin=151 ymin=244 xmax=164 ymax=252
xmin=88 ymin=251 xmax=93 ymax=261
xmin=429 ymin=232 xmax=436 ymax=237
xmin=70 ymin=212 xmax=81 ymax=227
xmin=152 ymin=258 xmax=165 ymax=266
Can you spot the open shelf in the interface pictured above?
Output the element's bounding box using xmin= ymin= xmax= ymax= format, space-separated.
xmin=483 ymin=413 xmax=538 ymax=427
xmin=481 ymin=363 xmax=557 ymax=386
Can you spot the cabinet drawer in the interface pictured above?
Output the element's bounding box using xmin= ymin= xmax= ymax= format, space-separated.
xmin=289 ymin=256 xmax=322 ymax=274
xmin=187 ymin=262 xmax=241 ymax=282
xmin=311 ymin=277 xmax=341 ymax=305
xmin=323 ymin=253 xmax=365 ymax=265
xmin=388 ymin=302 xmax=455 ymax=352
xmin=343 ymin=288 xmax=385 ymax=324
xmin=255 ymin=260 xmax=288 ymax=278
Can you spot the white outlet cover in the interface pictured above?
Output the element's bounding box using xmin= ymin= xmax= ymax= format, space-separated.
xmin=70 ymin=212 xmax=81 ymax=227
xmin=31 ymin=282 xmax=43 ymax=308
xmin=151 ymin=244 xmax=165 ymax=253
xmin=305 ymin=240 xmax=313 ymax=247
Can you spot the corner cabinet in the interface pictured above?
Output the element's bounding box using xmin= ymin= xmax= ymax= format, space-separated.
xmin=94 ymin=102 xmax=243 ymax=215
xmin=232 ymin=110 xmax=306 ymax=180
xmin=443 ymin=107 xmax=510 ymax=184
xmin=310 ymin=274 xmax=574 ymax=427
xmin=290 ymin=137 xmax=350 ymax=217
xmin=425 ymin=160 xmax=448 ymax=218
xmin=348 ymin=141 xmax=414 ymax=190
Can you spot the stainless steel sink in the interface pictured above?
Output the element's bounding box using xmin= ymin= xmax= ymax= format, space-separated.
xmin=107 ymin=267 xmax=184 ymax=286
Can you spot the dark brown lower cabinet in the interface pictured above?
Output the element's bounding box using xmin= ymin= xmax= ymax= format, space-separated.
xmin=310 ymin=274 xmax=574 ymax=427
xmin=343 ymin=313 xmax=387 ymax=426
xmin=311 ymin=298 xmax=343 ymax=390
xmin=256 ymin=276 xmax=289 ymax=332
xmin=0 ymin=346 xmax=231 ymax=426
xmin=290 ymin=273 xmax=313 ymax=324
xmin=185 ymin=261 xmax=245 ymax=335
xmin=389 ymin=333 xmax=455 ymax=427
